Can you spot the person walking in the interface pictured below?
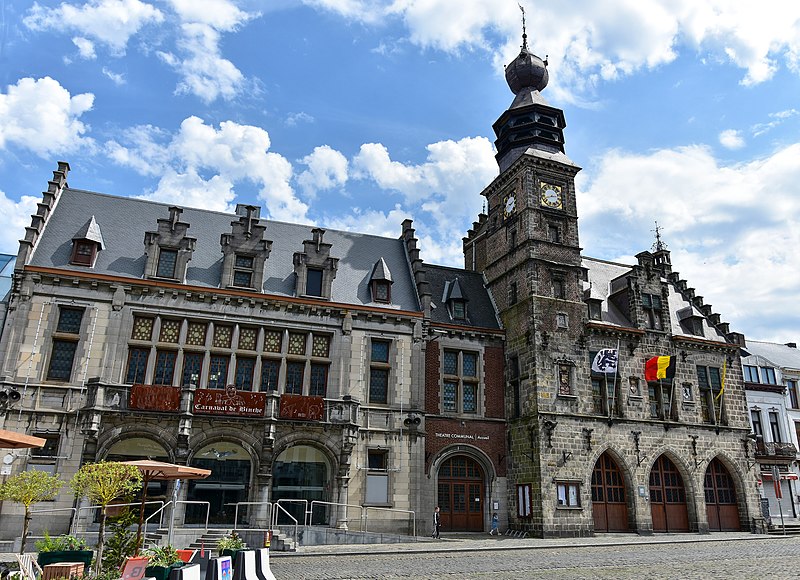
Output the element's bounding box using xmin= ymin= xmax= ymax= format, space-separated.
xmin=432 ymin=506 xmax=441 ymax=539
xmin=489 ymin=512 xmax=499 ymax=535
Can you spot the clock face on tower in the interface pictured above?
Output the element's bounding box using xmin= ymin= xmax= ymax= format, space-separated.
xmin=540 ymin=182 xmax=563 ymax=209
xmin=503 ymin=193 xmax=516 ymax=217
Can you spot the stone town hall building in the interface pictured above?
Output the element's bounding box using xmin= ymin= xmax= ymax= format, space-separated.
xmin=0 ymin=33 xmax=761 ymax=541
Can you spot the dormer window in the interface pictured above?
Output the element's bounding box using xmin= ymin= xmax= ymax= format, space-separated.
xmin=71 ymin=240 xmax=97 ymax=266
xmin=233 ymin=254 xmax=255 ymax=288
xmin=156 ymin=248 xmax=178 ymax=278
xmin=443 ymin=277 xmax=468 ymax=322
xmin=369 ymin=258 xmax=393 ymax=304
xmin=70 ymin=215 xmax=104 ymax=267
xmin=586 ymin=299 xmax=602 ymax=321
xmin=293 ymin=228 xmax=338 ymax=300
xmin=452 ymin=300 xmax=466 ymax=320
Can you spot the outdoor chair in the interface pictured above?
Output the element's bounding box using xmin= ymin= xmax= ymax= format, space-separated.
xmin=15 ymin=554 xmax=43 ymax=580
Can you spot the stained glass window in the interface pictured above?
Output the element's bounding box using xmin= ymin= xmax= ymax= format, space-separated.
xmin=443 ymin=381 xmax=457 ymax=412
xmin=159 ymin=319 xmax=181 ymax=343
xmin=310 ymin=364 xmax=328 ymax=397
xmin=371 ymin=340 xmax=389 ymax=363
xmin=286 ymin=362 xmax=304 ymax=394
xmin=263 ymin=330 xmax=282 ymax=353
xmin=132 ymin=317 xmax=154 ymax=341
xmin=153 ymin=351 xmax=177 ymax=385
xmin=156 ymin=249 xmax=178 ymax=278
xmin=186 ymin=322 xmax=207 ymax=346
xmin=235 ymin=357 xmax=256 ymax=390
xmin=312 ymin=335 xmax=330 ymax=358
xmin=261 ymin=359 xmax=280 ymax=391
xmin=125 ymin=348 xmax=149 ymax=384
xmin=369 ymin=339 xmax=390 ymax=404
xmin=182 ymin=352 xmax=203 ymax=386
xmin=47 ymin=340 xmax=78 ymax=380
xmin=462 ymin=353 xmax=477 ymax=377
xmin=463 ymin=383 xmax=477 ymax=413
xmin=57 ymin=308 xmax=84 ymax=334
xmin=288 ymin=333 xmax=306 ymax=355
xmin=443 ymin=351 xmax=458 ymax=375
xmin=208 ymin=355 xmax=229 ymax=388
xmin=213 ymin=325 xmax=233 ymax=349
xmin=238 ymin=327 xmax=258 ymax=351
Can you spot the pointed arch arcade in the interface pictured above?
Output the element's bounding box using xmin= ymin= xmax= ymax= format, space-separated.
xmin=591 ymin=451 xmax=630 ymax=532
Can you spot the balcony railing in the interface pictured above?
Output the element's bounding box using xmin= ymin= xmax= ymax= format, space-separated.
xmin=755 ymin=440 xmax=797 ymax=458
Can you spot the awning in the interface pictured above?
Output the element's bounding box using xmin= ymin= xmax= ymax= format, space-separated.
xmin=0 ymin=429 xmax=46 ymax=449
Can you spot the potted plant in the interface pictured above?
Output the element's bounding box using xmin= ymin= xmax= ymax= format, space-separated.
xmin=216 ymin=532 xmax=245 ymax=559
xmin=36 ymin=532 xmax=93 ymax=573
xmin=143 ymin=545 xmax=183 ymax=580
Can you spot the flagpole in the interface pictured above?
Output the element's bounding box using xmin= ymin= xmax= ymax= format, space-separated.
xmin=609 ymin=339 xmax=621 ymax=420
xmin=715 ymin=360 xmax=727 ymax=425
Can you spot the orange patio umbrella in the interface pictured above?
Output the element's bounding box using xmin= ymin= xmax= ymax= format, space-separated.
xmin=0 ymin=429 xmax=46 ymax=449
xmin=121 ymin=460 xmax=211 ymax=551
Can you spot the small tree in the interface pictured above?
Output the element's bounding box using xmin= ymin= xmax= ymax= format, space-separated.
xmin=0 ymin=469 xmax=64 ymax=553
xmin=71 ymin=462 xmax=142 ymax=572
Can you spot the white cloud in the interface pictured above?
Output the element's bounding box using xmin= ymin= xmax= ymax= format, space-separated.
xmin=157 ymin=0 xmax=256 ymax=103
xmin=0 ymin=77 xmax=94 ymax=157
xmin=24 ymin=0 xmax=164 ymax=56
xmin=752 ymin=109 xmax=799 ymax=137
xmin=297 ymin=146 xmax=349 ymax=197
xmin=352 ymin=136 xmax=496 ymax=235
xmin=102 ymin=67 xmax=127 ymax=85
xmin=285 ymin=112 xmax=315 ymax=127
xmin=108 ymin=116 xmax=308 ymax=222
xmin=719 ymin=129 xmax=745 ymax=150
xmin=72 ymin=37 xmax=97 ymax=59
xmin=578 ymin=142 xmax=800 ymax=342
xmin=0 ymin=191 xmax=39 ymax=255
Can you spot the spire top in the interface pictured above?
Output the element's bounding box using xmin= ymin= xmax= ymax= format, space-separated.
xmin=519 ymin=4 xmax=528 ymax=51
xmin=652 ymin=221 xmax=668 ymax=252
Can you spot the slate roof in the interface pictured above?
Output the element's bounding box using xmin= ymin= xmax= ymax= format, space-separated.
xmin=581 ymin=256 xmax=729 ymax=342
xmin=425 ymin=265 xmax=501 ymax=330
xmin=28 ymin=188 xmax=421 ymax=312
xmin=742 ymin=340 xmax=800 ymax=371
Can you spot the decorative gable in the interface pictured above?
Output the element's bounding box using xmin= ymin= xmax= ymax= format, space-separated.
xmin=70 ymin=215 xmax=104 ymax=267
xmin=220 ymin=205 xmax=272 ymax=290
xmin=143 ymin=206 xmax=197 ymax=282
xmin=293 ymin=228 xmax=338 ymax=299
xmin=442 ymin=278 xmax=468 ymax=321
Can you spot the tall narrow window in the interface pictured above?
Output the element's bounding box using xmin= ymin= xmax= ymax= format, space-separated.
xmin=697 ymin=365 xmax=723 ymax=424
xmin=743 ymin=365 xmax=759 ymax=383
xmin=769 ymin=411 xmax=782 ymax=442
xmin=48 ymin=306 xmax=84 ymax=381
xmin=553 ymin=278 xmax=566 ymax=299
xmin=260 ymin=359 xmax=280 ymax=391
xmin=761 ymin=367 xmax=777 ymax=385
xmin=369 ymin=340 xmax=390 ymax=404
xmin=156 ymin=248 xmax=178 ymax=278
xmin=233 ymin=254 xmax=255 ymax=288
xmin=235 ymin=357 xmax=256 ymax=390
xmin=153 ymin=350 xmax=177 ymax=385
xmin=208 ymin=355 xmax=229 ymax=388
xmin=310 ymin=363 xmax=328 ymax=397
xmin=642 ymin=293 xmax=663 ymax=330
xmin=751 ymin=409 xmax=763 ymax=437
xmin=285 ymin=361 xmax=304 ymax=394
xmin=306 ymin=268 xmax=323 ymax=297
xmin=442 ymin=350 xmax=480 ymax=414
xmin=182 ymin=352 xmax=203 ymax=386
xmin=789 ymin=380 xmax=799 ymax=410
xmin=125 ymin=347 xmax=149 ymax=384
xmin=510 ymin=356 xmax=520 ymax=419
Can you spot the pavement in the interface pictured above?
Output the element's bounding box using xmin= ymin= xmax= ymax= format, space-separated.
xmin=269 ymin=530 xmax=783 ymax=558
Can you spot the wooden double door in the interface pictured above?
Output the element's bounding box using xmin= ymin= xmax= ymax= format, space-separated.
xmin=592 ymin=452 xmax=630 ymax=532
xmin=649 ymin=455 xmax=689 ymax=532
xmin=704 ymin=458 xmax=741 ymax=531
xmin=437 ymin=456 xmax=485 ymax=532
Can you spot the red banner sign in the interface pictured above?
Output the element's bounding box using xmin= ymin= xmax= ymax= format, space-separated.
xmin=193 ymin=386 xmax=266 ymax=417
xmin=130 ymin=385 xmax=181 ymax=412
xmin=280 ymin=394 xmax=325 ymax=421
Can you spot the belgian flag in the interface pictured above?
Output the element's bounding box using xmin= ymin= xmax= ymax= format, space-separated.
xmin=645 ymin=356 xmax=675 ymax=381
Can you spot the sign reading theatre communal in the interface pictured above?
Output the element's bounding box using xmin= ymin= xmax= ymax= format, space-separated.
xmin=193 ymin=385 xmax=266 ymax=417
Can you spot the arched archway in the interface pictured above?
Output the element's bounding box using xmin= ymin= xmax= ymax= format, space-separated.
xmin=704 ymin=458 xmax=741 ymax=531
xmin=271 ymin=445 xmax=331 ymax=525
xmin=187 ymin=441 xmax=251 ymax=525
xmin=591 ymin=451 xmax=630 ymax=532
xmin=649 ymin=454 xmax=689 ymax=532
xmin=105 ymin=437 xmax=170 ymax=521
xmin=436 ymin=455 xmax=485 ymax=531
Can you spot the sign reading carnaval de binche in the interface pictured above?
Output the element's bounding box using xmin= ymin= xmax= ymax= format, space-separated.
xmin=193 ymin=385 xmax=267 ymax=417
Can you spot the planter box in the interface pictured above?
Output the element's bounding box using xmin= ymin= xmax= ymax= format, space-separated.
xmin=219 ymin=549 xmax=243 ymax=560
xmin=38 ymin=551 xmax=93 ymax=573
xmin=145 ymin=564 xmax=184 ymax=580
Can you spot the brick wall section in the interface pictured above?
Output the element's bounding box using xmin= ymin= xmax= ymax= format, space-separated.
xmin=425 ymin=344 xmax=441 ymax=414
xmin=484 ymin=345 xmax=505 ymax=418
xmin=426 ymin=417 xmax=507 ymax=477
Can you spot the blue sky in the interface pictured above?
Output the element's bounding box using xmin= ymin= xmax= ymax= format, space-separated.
xmin=1 ymin=0 xmax=799 ymax=344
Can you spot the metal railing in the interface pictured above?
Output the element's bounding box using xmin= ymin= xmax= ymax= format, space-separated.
xmin=176 ymin=500 xmax=211 ymax=533
xmin=309 ymin=500 xmax=365 ymax=532
xmin=274 ymin=499 xmax=308 ymax=527
xmin=142 ymin=501 xmax=172 ymax=548
xmin=224 ymin=501 xmax=273 ymax=531
xmin=28 ymin=506 xmax=78 ymax=534
xmin=363 ymin=506 xmax=416 ymax=536
xmin=73 ymin=501 xmax=165 ymax=534
xmin=271 ymin=502 xmax=298 ymax=547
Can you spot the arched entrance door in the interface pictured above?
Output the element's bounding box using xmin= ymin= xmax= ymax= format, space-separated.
xmin=591 ymin=452 xmax=629 ymax=532
xmin=187 ymin=442 xmax=250 ymax=526
xmin=649 ymin=455 xmax=689 ymax=532
xmin=437 ymin=455 xmax=484 ymax=532
xmin=704 ymin=458 xmax=741 ymax=531
xmin=272 ymin=446 xmax=331 ymax=526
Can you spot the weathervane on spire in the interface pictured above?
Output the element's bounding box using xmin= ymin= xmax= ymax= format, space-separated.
xmin=652 ymin=221 xmax=668 ymax=252
xmin=518 ymin=3 xmax=528 ymax=50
